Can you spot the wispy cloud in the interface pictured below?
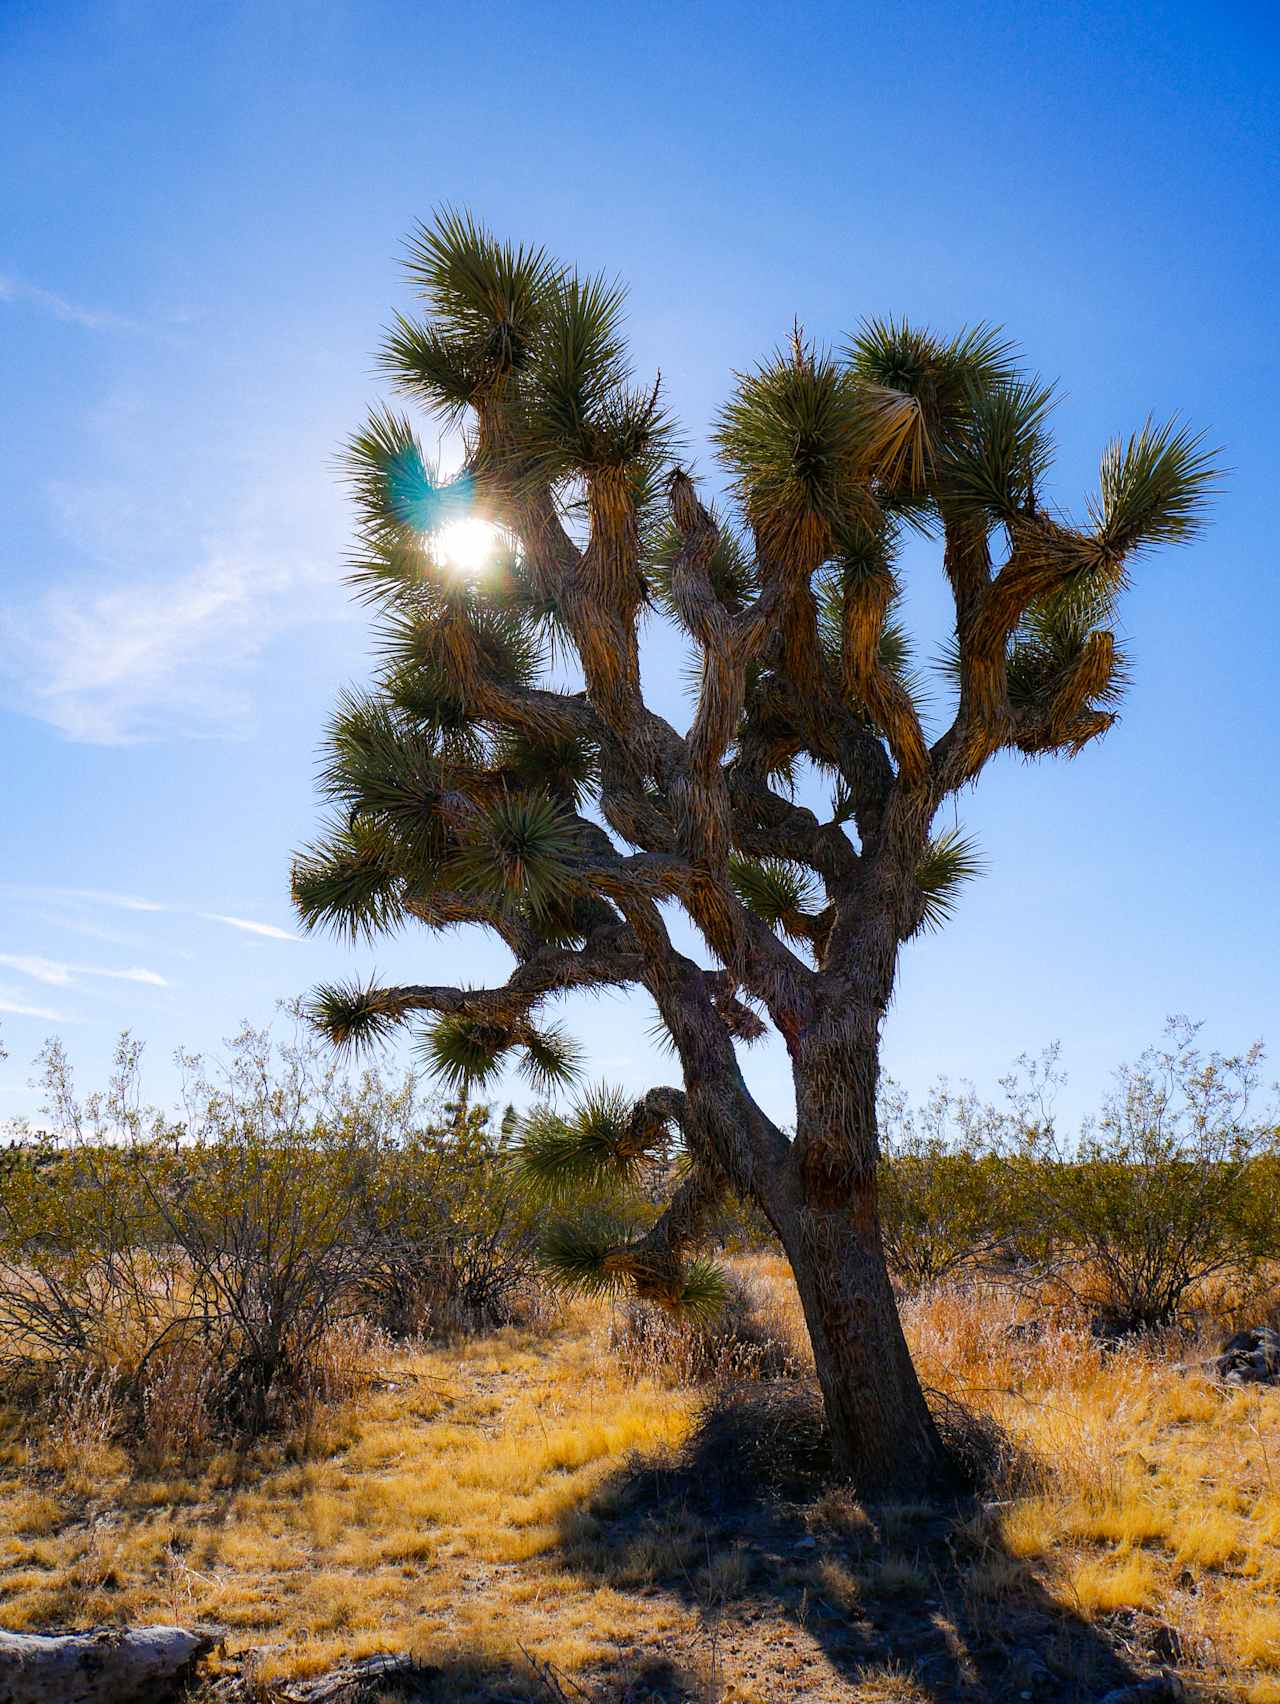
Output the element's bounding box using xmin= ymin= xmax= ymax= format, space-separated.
xmin=1 ymin=886 xmax=297 ymax=946
xmin=0 ymin=538 xmax=337 ymax=744
xmin=0 ymin=886 xmax=166 ymax=917
xmin=200 ymin=914 xmax=297 ymax=942
xmin=0 ymin=271 xmax=140 ymax=333
xmin=0 ymin=992 xmax=70 ymax=1022
xmin=34 ymin=910 xmax=156 ymax=951
xmin=32 ymin=889 xmax=167 ymax=914
xmin=0 ymin=954 xmax=168 ymax=989
xmin=2 ymin=348 xmax=352 ymax=746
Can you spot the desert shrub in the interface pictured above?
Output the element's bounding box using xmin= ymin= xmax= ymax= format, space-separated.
xmin=688 ymin=1380 xmax=832 ymax=1496
xmin=0 ymin=1023 xmax=388 ymax=1444
xmin=0 ymin=1020 xmax=558 ymax=1450
xmin=926 ymin=1386 xmax=1045 ymax=1497
xmin=608 ymin=1271 xmax=804 ymax=1386
xmin=1011 ymin=1019 xmax=1279 ymax=1332
xmin=877 ymin=1077 xmax=1017 ymax=1291
xmin=354 ymin=1099 xmax=542 ymax=1339
xmin=0 ymin=1038 xmax=187 ymax=1379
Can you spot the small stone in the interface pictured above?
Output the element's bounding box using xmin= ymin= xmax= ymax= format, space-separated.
xmin=1095 ymin=1675 xmax=1185 ymax=1703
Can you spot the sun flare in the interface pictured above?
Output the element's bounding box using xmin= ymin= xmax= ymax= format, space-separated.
xmin=436 ymin=518 xmax=500 ymax=574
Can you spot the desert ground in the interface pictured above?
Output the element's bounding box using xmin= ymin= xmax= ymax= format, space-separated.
xmin=4 ymin=1256 xmax=1279 ymax=1703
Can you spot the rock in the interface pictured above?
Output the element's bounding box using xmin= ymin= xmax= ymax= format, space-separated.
xmin=1215 ymin=1326 xmax=1280 ymax=1383
xmin=1095 ymin=1674 xmax=1185 ymax=1703
xmin=0 ymin=1625 xmax=216 ymax=1703
xmin=1007 ymin=1646 xmax=1056 ymax=1694
xmin=1147 ymin=1622 xmax=1184 ymax=1666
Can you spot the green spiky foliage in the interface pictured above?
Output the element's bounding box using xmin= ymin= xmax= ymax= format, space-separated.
xmin=516 ymin=1024 xmax=586 ymax=1094
xmin=713 ymin=333 xmax=869 ymax=563
xmin=308 ymin=976 xmax=407 ymax=1055
xmin=1092 ymin=418 xmax=1218 ymax=556
xmin=647 ymin=507 xmax=758 ymax=614
xmin=296 ymin=210 xmax=1219 ymax=1476
xmin=728 ymin=855 xmax=821 ymax=944
xmin=845 ymin=318 xmax=1022 ymax=498
xmin=448 ymin=792 xmax=579 ymax=919
xmin=913 ymin=832 xmax=986 ymax=935
xmin=538 ymin=1211 xmax=634 ymax=1297
xmin=419 ymin=1013 xmax=583 ymax=1095
xmin=512 ymin=1085 xmax=661 ymax=1199
xmin=537 ymin=1214 xmax=728 ymax=1317
xmin=672 ymin=1258 xmax=732 ymax=1321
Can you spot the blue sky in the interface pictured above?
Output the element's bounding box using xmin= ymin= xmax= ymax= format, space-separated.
xmin=1 ymin=0 xmax=1276 ymax=1129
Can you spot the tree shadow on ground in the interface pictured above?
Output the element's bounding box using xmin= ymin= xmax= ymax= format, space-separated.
xmin=540 ymin=1382 xmax=1207 ymax=1704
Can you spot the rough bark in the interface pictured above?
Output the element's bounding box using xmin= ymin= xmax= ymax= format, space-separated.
xmin=0 ymin=1625 xmax=215 ymax=1704
xmin=783 ymin=1017 xmax=953 ymax=1490
xmin=786 ymin=1206 xmax=949 ymax=1489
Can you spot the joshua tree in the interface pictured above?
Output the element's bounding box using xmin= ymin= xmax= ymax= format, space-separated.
xmin=294 ymin=211 xmax=1215 ymax=1489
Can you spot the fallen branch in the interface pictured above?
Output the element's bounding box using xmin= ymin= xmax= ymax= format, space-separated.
xmin=0 ymin=1625 xmax=215 ymax=1703
xmin=272 ymin=1654 xmax=417 ymax=1702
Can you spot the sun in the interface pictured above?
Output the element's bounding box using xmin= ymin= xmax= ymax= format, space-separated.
xmin=436 ymin=518 xmax=500 ymax=574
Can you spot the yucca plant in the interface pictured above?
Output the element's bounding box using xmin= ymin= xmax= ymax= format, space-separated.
xmin=294 ymin=209 xmax=1218 ymax=1491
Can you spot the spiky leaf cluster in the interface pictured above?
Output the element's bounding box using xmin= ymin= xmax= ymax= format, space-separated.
xmin=418 ymin=1013 xmax=583 ymax=1094
xmin=673 ymin=1258 xmax=732 ymax=1320
xmin=538 ymin=1211 xmax=634 ymax=1297
xmin=448 ymin=792 xmax=580 ymax=920
xmin=646 ymin=508 xmax=758 ymax=615
xmin=307 ymin=977 xmax=406 ymax=1055
xmin=537 ymin=1214 xmax=728 ymax=1319
xmin=1007 ymin=577 xmax=1130 ymax=721
xmin=845 ymin=319 xmax=1021 ymax=493
xmin=937 ymin=379 xmax=1057 ymax=524
xmin=714 ymin=337 xmax=868 ymax=563
xmin=386 ymin=209 xmax=561 ymax=418
xmin=1092 ymin=418 xmax=1219 ymax=557
xmin=914 ymin=831 xmax=985 ymax=935
xmin=512 ymin=1085 xmax=662 ymax=1200
xmin=729 ymin=856 xmax=820 ymax=944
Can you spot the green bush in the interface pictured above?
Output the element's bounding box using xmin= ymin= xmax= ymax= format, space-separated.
xmin=0 ymin=1019 xmax=548 ymax=1446
xmin=0 ymin=1025 xmax=394 ymax=1438
xmin=1010 ymin=1020 xmax=1279 ymax=1331
xmin=877 ymin=1077 xmax=1017 ymax=1290
xmin=355 ymin=1098 xmax=542 ymax=1338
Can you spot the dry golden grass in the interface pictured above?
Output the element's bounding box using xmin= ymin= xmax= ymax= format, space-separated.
xmin=1 ymin=1258 xmax=1278 ymax=1699
xmin=724 ymin=1255 xmax=1280 ymax=1699
xmin=0 ymin=1304 xmax=696 ymax=1688
xmin=901 ymin=1273 xmax=1280 ymax=1699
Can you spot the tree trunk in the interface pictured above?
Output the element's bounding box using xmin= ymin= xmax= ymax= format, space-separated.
xmin=783 ymin=1021 xmax=955 ymax=1494
xmin=783 ymin=1193 xmax=952 ymax=1491
xmin=0 ymin=1626 xmax=214 ymax=1703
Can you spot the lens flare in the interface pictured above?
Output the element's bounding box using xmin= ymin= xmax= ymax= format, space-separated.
xmin=436 ymin=519 xmax=499 ymax=574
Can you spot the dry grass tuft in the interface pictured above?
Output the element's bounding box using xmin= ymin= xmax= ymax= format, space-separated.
xmin=605 ymin=1269 xmax=805 ymax=1387
xmin=685 ymin=1379 xmax=831 ymax=1497
xmin=0 ymin=1304 xmax=697 ymax=1687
